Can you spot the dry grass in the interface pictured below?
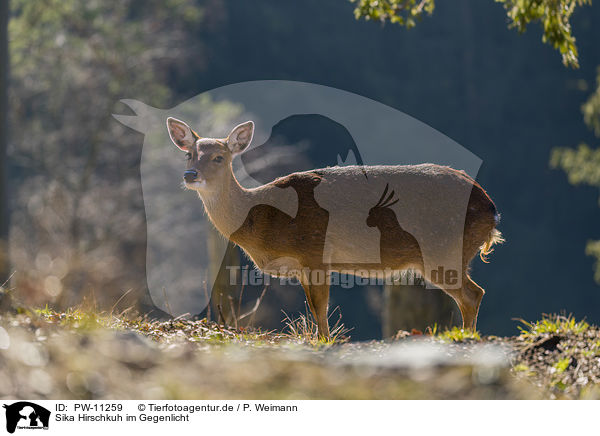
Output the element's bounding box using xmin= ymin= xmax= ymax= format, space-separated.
xmin=2 ymin=305 xmax=599 ymax=399
xmin=282 ymin=304 xmax=352 ymax=345
xmin=0 ymin=305 xmax=536 ymax=399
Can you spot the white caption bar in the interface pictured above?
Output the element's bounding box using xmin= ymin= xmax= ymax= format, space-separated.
xmin=0 ymin=400 xmax=593 ymax=436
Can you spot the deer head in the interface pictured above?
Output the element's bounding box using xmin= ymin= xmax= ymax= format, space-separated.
xmin=166 ymin=117 xmax=254 ymax=192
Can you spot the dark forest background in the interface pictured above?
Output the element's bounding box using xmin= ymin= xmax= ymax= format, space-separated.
xmin=2 ymin=0 xmax=600 ymax=338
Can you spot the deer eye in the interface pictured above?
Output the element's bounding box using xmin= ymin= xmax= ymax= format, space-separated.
xmin=212 ymin=155 xmax=224 ymax=163
xmin=185 ymin=152 xmax=192 ymax=161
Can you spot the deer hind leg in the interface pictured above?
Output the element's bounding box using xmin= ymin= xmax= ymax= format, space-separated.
xmin=441 ymin=274 xmax=485 ymax=331
xmin=300 ymin=276 xmax=330 ymax=340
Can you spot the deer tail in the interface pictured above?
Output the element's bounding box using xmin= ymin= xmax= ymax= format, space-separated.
xmin=479 ymin=228 xmax=504 ymax=263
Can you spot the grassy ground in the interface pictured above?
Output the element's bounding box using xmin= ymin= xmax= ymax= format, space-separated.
xmin=1 ymin=307 xmax=599 ymax=399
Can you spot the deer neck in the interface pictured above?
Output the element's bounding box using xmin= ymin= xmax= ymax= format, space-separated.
xmin=197 ymin=167 xmax=255 ymax=238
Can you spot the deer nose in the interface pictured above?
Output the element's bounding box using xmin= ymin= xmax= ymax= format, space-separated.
xmin=183 ymin=170 xmax=198 ymax=183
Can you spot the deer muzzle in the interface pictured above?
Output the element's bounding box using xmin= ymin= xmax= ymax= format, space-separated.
xmin=183 ymin=169 xmax=198 ymax=183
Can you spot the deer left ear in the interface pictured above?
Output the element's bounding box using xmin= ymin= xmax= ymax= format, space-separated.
xmin=226 ymin=121 xmax=254 ymax=155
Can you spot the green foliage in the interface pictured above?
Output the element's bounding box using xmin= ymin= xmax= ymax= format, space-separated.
xmin=8 ymin=0 xmax=206 ymax=307
xmin=552 ymin=69 xmax=600 ymax=284
xmin=517 ymin=313 xmax=589 ymax=338
xmin=351 ymin=0 xmax=591 ymax=68
xmin=351 ymin=0 xmax=436 ymax=28
xmin=551 ymin=144 xmax=600 ymax=191
xmin=497 ymin=0 xmax=591 ymax=68
xmin=583 ymin=67 xmax=600 ymax=137
xmin=586 ymin=240 xmax=600 ymax=283
xmin=10 ymin=0 xmax=201 ymax=112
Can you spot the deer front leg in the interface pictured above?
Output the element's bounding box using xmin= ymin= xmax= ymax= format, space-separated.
xmin=301 ymin=277 xmax=330 ymax=340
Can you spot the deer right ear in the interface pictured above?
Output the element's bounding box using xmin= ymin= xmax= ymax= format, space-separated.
xmin=167 ymin=117 xmax=197 ymax=151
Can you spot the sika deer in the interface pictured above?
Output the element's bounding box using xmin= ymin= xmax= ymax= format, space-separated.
xmin=167 ymin=117 xmax=503 ymax=339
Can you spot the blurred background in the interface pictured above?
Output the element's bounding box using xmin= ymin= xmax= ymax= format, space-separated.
xmin=1 ymin=0 xmax=600 ymax=339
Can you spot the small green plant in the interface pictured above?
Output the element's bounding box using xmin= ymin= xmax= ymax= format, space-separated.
xmin=35 ymin=306 xmax=113 ymax=331
xmin=35 ymin=304 xmax=53 ymax=317
xmin=554 ymin=381 xmax=568 ymax=391
xmin=512 ymin=363 xmax=537 ymax=378
xmin=517 ymin=313 xmax=589 ymax=339
xmin=553 ymin=357 xmax=571 ymax=374
xmin=282 ymin=305 xmax=351 ymax=346
xmin=512 ymin=363 xmax=538 ymax=377
xmin=513 ymin=363 xmax=529 ymax=372
xmin=436 ymin=326 xmax=481 ymax=342
xmin=425 ymin=323 xmax=438 ymax=336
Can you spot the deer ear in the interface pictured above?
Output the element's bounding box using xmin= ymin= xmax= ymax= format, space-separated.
xmin=226 ymin=121 xmax=254 ymax=155
xmin=167 ymin=117 xmax=197 ymax=151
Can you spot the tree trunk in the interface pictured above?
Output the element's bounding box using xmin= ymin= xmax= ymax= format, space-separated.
xmin=383 ymin=279 xmax=460 ymax=337
xmin=0 ymin=0 xmax=11 ymax=311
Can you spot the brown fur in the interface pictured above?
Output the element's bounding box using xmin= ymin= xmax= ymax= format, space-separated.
xmin=167 ymin=118 xmax=503 ymax=338
xmin=230 ymin=168 xmax=501 ymax=337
